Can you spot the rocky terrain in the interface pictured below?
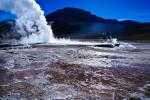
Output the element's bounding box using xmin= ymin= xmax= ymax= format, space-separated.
xmin=0 ymin=42 xmax=150 ymax=99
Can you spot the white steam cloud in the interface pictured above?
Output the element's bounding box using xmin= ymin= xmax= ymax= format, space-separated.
xmin=0 ymin=0 xmax=98 ymax=45
xmin=0 ymin=0 xmax=130 ymax=48
xmin=0 ymin=0 xmax=54 ymax=44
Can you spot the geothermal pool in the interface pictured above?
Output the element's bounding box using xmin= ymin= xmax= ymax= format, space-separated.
xmin=0 ymin=41 xmax=150 ymax=100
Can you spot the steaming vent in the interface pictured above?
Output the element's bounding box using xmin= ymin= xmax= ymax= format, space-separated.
xmin=0 ymin=0 xmax=54 ymax=44
xmin=0 ymin=0 xmax=136 ymax=50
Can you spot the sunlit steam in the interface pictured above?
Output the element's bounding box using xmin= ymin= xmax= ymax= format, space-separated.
xmin=0 ymin=0 xmax=96 ymax=45
xmin=0 ymin=0 xmax=54 ymax=44
xmin=0 ymin=0 xmax=136 ymax=50
xmin=0 ymin=0 xmax=97 ymax=45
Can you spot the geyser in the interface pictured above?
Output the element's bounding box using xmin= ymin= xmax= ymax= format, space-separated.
xmin=0 ymin=0 xmax=134 ymax=49
xmin=0 ymin=0 xmax=98 ymax=45
xmin=0 ymin=0 xmax=54 ymax=44
xmin=0 ymin=0 xmax=94 ymax=45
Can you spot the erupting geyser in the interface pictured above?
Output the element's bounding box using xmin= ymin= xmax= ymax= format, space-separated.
xmin=0 ymin=0 xmax=135 ymax=49
xmin=0 ymin=0 xmax=98 ymax=45
xmin=0 ymin=0 xmax=115 ymax=46
xmin=0 ymin=0 xmax=54 ymax=44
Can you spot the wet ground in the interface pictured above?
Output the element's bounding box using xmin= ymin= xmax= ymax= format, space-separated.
xmin=0 ymin=42 xmax=150 ymax=100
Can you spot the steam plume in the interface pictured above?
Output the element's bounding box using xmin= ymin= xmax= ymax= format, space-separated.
xmin=0 ymin=0 xmax=54 ymax=44
xmin=0 ymin=0 xmax=124 ymax=47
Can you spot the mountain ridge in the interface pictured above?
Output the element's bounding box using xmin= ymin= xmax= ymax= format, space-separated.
xmin=0 ymin=7 xmax=150 ymax=40
xmin=46 ymin=7 xmax=150 ymax=40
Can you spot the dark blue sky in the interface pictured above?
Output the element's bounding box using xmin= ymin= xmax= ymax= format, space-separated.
xmin=36 ymin=0 xmax=150 ymax=22
xmin=0 ymin=0 xmax=150 ymax=22
xmin=0 ymin=10 xmax=16 ymax=22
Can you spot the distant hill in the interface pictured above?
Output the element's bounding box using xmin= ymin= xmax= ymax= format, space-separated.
xmin=0 ymin=7 xmax=150 ymax=40
xmin=0 ymin=19 xmax=21 ymax=40
xmin=46 ymin=7 xmax=150 ymax=40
